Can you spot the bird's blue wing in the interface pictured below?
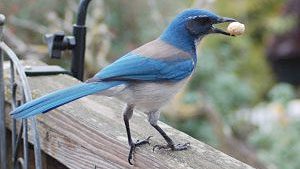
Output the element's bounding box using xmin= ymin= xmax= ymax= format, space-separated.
xmin=94 ymin=53 xmax=194 ymax=82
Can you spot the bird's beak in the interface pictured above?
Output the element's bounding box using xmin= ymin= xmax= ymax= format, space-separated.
xmin=217 ymin=17 xmax=237 ymax=23
xmin=210 ymin=17 xmax=237 ymax=36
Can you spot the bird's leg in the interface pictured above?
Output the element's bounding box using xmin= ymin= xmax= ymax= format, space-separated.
xmin=151 ymin=124 xmax=190 ymax=151
xmin=123 ymin=104 xmax=151 ymax=165
xmin=148 ymin=111 xmax=190 ymax=151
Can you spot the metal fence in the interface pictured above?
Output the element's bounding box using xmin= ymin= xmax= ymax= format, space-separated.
xmin=0 ymin=14 xmax=42 ymax=169
xmin=0 ymin=1 xmax=92 ymax=168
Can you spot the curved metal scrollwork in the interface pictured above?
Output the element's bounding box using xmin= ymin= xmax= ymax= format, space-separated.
xmin=0 ymin=14 xmax=42 ymax=169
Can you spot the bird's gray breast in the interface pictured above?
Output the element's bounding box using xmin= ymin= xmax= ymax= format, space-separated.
xmin=112 ymin=78 xmax=190 ymax=113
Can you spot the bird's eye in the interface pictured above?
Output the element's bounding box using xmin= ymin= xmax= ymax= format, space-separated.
xmin=194 ymin=16 xmax=212 ymax=25
xmin=186 ymin=15 xmax=212 ymax=35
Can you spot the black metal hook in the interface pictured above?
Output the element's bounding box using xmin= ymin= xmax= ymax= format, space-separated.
xmin=44 ymin=0 xmax=93 ymax=81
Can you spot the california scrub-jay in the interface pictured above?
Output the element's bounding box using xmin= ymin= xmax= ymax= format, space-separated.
xmin=11 ymin=9 xmax=236 ymax=164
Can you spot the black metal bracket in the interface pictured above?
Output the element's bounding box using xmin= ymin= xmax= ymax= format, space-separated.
xmin=24 ymin=65 xmax=70 ymax=76
xmin=44 ymin=0 xmax=92 ymax=81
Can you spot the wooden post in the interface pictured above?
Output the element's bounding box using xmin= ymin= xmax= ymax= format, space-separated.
xmin=3 ymin=60 xmax=253 ymax=169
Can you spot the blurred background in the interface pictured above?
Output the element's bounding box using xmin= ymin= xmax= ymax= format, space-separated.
xmin=1 ymin=0 xmax=300 ymax=168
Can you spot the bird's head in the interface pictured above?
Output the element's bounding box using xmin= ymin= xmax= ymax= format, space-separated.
xmin=160 ymin=9 xmax=236 ymax=53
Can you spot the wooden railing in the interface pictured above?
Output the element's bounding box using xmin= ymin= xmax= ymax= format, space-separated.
xmin=3 ymin=60 xmax=253 ymax=169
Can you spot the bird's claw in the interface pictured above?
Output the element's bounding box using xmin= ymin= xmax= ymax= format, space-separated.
xmin=153 ymin=142 xmax=190 ymax=152
xmin=136 ymin=136 xmax=152 ymax=146
xmin=128 ymin=136 xmax=153 ymax=165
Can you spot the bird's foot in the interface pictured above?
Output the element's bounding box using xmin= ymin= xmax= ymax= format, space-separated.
xmin=153 ymin=142 xmax=190 ymax=151
xmin=128 ymin=136 xmax=152 ymax=165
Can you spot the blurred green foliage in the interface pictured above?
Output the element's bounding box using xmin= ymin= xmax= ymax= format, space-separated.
xmin=268 ymin=83 xmax=295 ymax=104
xmin=250 ymin=121 xmax=300 ymax=169
xmin=103 ymin=0 xmax=187 ymax=60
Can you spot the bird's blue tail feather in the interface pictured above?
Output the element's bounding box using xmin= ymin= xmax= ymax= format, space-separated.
xmin=11 ymin=81 xmax=124 ymax=119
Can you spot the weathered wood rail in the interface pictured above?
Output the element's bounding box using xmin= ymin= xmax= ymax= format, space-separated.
xmin=3 ymin=60 xmax=253 ymax=169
